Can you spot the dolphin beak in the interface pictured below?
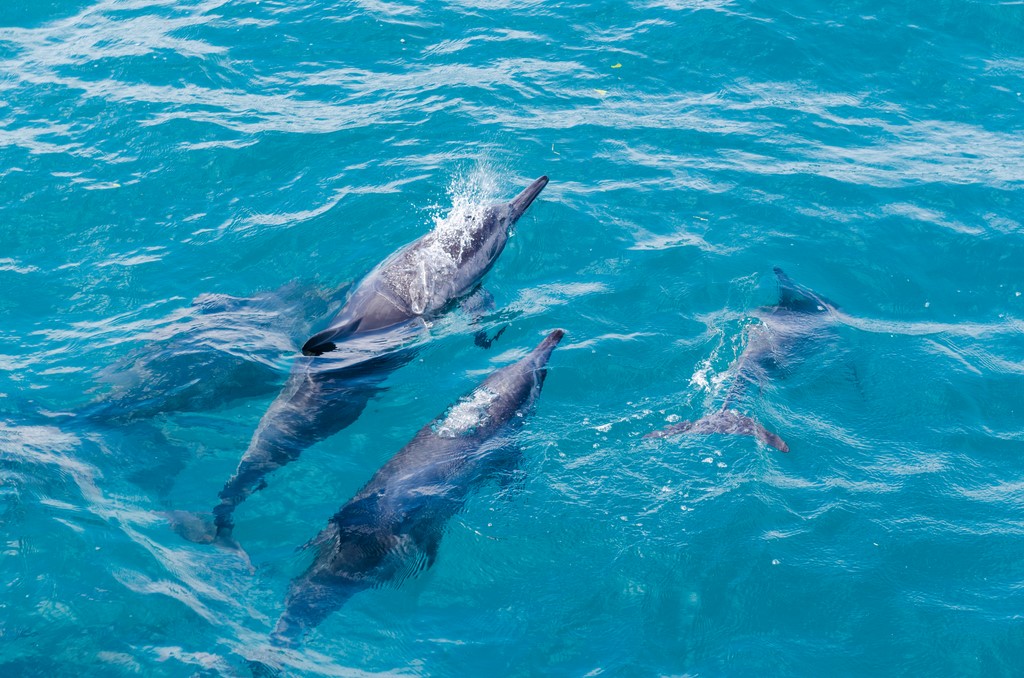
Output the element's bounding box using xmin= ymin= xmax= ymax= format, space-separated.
xmin=507 ymin=176 xmax=549 ymax=222
xmin=529 ymin=328 xmax=564 ymax=367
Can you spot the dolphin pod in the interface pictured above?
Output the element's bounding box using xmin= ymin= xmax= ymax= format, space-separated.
xmin=112 ymin=172 xmax=845 ymax=647
xmin=646 ymin=267 xmax=839 ymax=452
xmin=271 ymin=329 xmax=564 ymax=645
xmin=171 ymin=177 xmax=550 ymax=547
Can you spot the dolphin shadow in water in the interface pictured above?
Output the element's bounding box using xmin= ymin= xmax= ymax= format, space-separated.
xmin=646 ymin=268 xmax=840 ymax=452
xmin=172 ymin=176 xmax=550 ymax=548
xmin=270 ymin=329 xmax=564 ymax=646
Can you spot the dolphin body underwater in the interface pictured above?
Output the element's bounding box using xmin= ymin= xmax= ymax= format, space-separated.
xmin=79 ymin=283 xmax=335 ymax=423
xmin=647 ymin=267 xmax=839 ymax=452
xmin=174 ymin=177 xmax=550 ymax=546
xmin=3 ymin=285 xmax=338 ymax=497
xmin=271 ymin=329 xmax=564 ymax=645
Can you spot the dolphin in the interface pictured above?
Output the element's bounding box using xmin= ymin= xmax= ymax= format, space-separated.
xmin=67 ymin=282 xmax=336 ymax=424
xmin=301 ymin=176 xmax=549 ymax=356
xmin=7 ymin=284 xmax=336 ymax=499
xmin=175 ymin=177 xmax=550 ymax=546
xmin=270 ymin=329 xmax=564 ymax=645
xmin=646 ymin=268 xmax=838 ymax=452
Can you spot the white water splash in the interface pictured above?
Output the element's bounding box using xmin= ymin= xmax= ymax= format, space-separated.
xmin=434 ymin=386 xmax=499 ymax=438
xmin=380 ymin=167 xmax=504 ymax=315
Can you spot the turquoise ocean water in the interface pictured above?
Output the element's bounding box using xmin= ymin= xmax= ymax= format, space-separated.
xmin=2 ymin=1 xmax=1024 ymax=675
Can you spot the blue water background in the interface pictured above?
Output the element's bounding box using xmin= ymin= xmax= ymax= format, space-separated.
xmin=2 ymin=0 xmax=1024 ymax=675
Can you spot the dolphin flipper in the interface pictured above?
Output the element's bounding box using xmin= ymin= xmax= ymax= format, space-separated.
xmin=459 ymin=287 xmax=508 ymax=349
xmin=302 ymin=318 xmax=362 ymax=356
xmin=646 ymin=409 xmax=789 ymax=452
xmin=460 ymin=286 xmax=496 ymax=317
xmin=385 ymin=522 xmax=444 ymax=588
xmin=474 ymin=324 xmax=508 ymax=349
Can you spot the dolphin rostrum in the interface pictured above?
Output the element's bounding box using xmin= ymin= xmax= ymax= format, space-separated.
xmin=270 ymin=329 xmax=564 ymax=645
xmin=646 ymin=268 xmax=839 ymax=452
xmin=173 ymin=177 xmax=549 ymax=547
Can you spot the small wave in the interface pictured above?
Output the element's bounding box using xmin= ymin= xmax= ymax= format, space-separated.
xmin=0 ymin=258 xmax=39 ymax=274
xmin=838 ymin=311 xmax=1024 ymax=339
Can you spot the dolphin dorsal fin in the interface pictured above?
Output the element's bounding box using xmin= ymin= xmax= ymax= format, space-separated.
xmin=301 ymin=318 xmax=362 ymax=356
xmin=773 ymin=267 xmax=835 ymax=314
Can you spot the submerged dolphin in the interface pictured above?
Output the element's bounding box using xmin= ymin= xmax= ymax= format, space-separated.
xmin=175 ymin=177 xmax=550 ymax=546
xmin=646 ymin=268 xmax=838 ymax=452
xmin=76 ymin=282 xmax=335 ymax=423
xmin=271 ymin=329 xmax=564 ymax=645
xmin=11 ymin=285 xmax=336 ymax=498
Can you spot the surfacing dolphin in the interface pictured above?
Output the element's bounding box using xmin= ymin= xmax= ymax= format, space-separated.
xmin=173 ymin=176 xmax=549 ymax=547
xmin=646 ymin=267 xmax=839 ymax=452
xmin=271 ymin=329 xmax=564 ymax=646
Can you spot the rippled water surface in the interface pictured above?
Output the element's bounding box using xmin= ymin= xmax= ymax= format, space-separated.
xmin=3 ymin=1 xmax=1024 ymax=675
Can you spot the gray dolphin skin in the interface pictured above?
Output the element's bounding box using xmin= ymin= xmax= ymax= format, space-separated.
xmin=271 ymin=329 xmax=564 ymax=645
xmin=183 ymin=177 xmax=550 ymax=546
xmin=302 ymin=175 xmax=549 ymax=356
xmin=646 ymin=267 xmax=838 ymax=452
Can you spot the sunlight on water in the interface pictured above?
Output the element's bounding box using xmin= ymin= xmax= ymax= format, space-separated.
xmin=2 ymin=0 xmax=1024 ymax=674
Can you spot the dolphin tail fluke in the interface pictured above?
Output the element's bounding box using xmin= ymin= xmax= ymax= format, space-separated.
xmin=164 ymin=510 xmax=254 ymax=570
xmin=301 ymin=318 xmax=362 ymax=356
xmin=645 ymin=409 xmax=789 ymax=452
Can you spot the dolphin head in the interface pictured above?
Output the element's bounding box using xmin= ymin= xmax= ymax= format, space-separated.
xmin=464 ymin=175 xmax=549 ymax=266
xmin=475 ymin=175 xmax=549 ymax=235
xmin=503 ymin=175 xmax=549 ymax=229
xmin=524 ymin=327 xmax=564 ymax=386
xmin=478 ymin=329 xmax=564 ymax=429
